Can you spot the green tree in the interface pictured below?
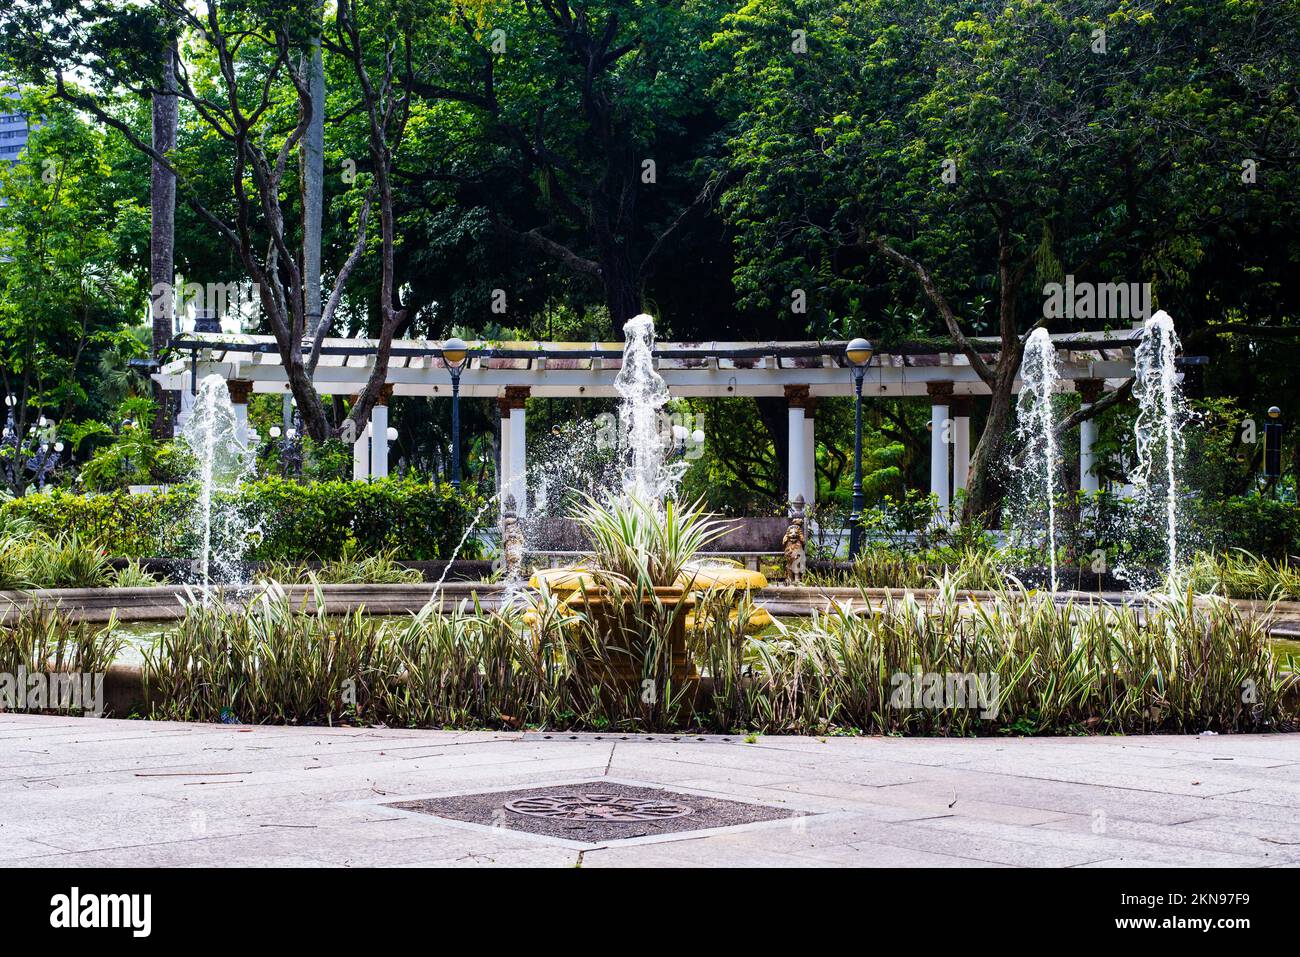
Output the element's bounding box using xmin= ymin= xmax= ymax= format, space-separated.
xmin=712 ymin=0 xmax=1300 ymax=519
xmin=0 ymin=95 xmax=147 ymax=494
xmin=399 ymin=0 xmax=733 ymax=334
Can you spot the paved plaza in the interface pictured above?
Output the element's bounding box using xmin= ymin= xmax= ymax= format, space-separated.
xmin=2 ymin=715 xmax=1298 ymax=867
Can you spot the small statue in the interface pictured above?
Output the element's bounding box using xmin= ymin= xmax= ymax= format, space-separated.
xmin=501 ymin=494 xmax=526 ymax=582
xmin=783 ymin=495 xmax=807 ymax=583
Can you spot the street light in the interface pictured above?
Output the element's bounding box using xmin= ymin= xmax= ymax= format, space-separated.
xmin=117 ymin=416 xmax=135 ymax=478
xmin=1264 ymin=406 xmax=1283 ymax=487
xmin=29 ymin=438 xmax=63 ymax=490
xmin=1 ymin=397 xmax=63 ymax=492
xmin=845 ymin=337 xmax=875 ymax=559
xmin=441 ymin=337 xmax=470 ymax=490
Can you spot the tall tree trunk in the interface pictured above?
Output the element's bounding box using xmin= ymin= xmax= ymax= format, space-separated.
xmin=149 ymin=41 xmax=178 ymax=438
xmin=301 ymin=19 xmax=325 ymax=335
xmin=598 ymin=246 xmax=640 ymax=335
xmin=605 ymin=273 xmax=641 ymax=335
xmin=294 ymin=8 xmax=325 ymax=432
xmin=964 ymin=359 xmax=1021 ymax=521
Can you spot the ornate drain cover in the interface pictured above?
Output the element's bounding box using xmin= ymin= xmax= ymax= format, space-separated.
xmin=387 ymin=780 xmax=795 ymax=842
xmin=504 ymin=791 xmax=694 ymax=822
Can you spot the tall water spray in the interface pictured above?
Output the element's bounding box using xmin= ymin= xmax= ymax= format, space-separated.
xmin=1014 ymin=328 xmax=1062 ymax=592
xmin=1130 ymin=311 xmax=1186 ymax=587
xmin=614 ymin=314 xmax=674 ymax=506
xmin=181 ymin=374 xmax=256 ymax=588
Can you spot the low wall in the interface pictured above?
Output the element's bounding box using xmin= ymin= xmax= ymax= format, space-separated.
xmin=107 ymin=557 xmax=494 ymax=583
xmin=0 ymin=582 xmax=506 ymax=625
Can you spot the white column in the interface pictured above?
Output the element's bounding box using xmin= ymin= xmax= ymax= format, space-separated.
xmin=498 ymin=409 xmax=512 ymax=505
xmin=930 ymin=402 xmax=950 ymax=512
xmin=802 ymin=408 xmax=816 ymax=507
xmin=226 ymin=381 xmax=255 ymax=449
xmin=352 ymin=421 xmax=370 ymax=481
xmin=175 ymin=389 xmax=194 ymax=431
xmin=1080 ymin=415 xmax=1099 ymax=493
xmin=787 ymin=404 xmax=807 ymax=505
xmin=227 ymin=402 xmax=247 ymax=442
xmin=370 ymin=403 xmax=389 ymax=478
xmin=953 ymin=413 xmax=970 ymax=498
xmin=508 ymin=405 xmax=527 ymax=515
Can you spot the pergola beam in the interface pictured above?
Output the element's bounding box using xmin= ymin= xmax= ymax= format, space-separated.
xmin=154 ymin=332 xmax=1143 ymax=399
xmin=157 ymin=331 xmax=1162 ymax=509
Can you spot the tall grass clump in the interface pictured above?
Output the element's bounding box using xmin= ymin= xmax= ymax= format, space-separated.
xmin=808 ymin=546 xmax=1009 ymax=591
xmin=1184 ymin=550 xmax=1300 ymax=601
xmin=382 ymin=598 xmax=575 ymax=728
xmin=0 ymin=604 xmax=123 ymax=678
xmin=0 ymin=605 xmax=123 ymax=714
xmin=257 ymin=546 xmax=422 ymax=585
xmin=0 ymin=532 xmax=112 ymax=589
xmin=688 ymin=579 xmax=1293 ymax=735
xmin=142 ymin=585 xmax=390 ymax=725
xmin=134 ymin=580 xmax=1295 ymax=735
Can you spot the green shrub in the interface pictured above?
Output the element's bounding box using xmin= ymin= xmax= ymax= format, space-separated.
xmin=0 ymin=532 xmax=112 ymax=589
xmin=1192 ymin=495 xmax=1300 ymax=560
xmin=0 ymin=477 xmax=484 ymax=561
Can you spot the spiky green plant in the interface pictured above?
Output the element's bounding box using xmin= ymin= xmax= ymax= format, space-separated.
xmin=257 ymin=546 xmax=422 ymax=585
xmin=142 ymin=585 xmax=391 ymax=725
xmin=129 ymin=577 xmax=1296 ymax=736
xmin=570 ymin=494 xmax=734 ymax=588
xmin=0 ymin=534 xmax=26 ymax=590
xmin=0 ymin=531 xmax=112 ymax=589
xmin=108 ymin=559 xmax=160 ymax=588
xmin=1184 ymin=550 xmax=1300 ymax=601
xmin=807 ymin=546 xmax=1010 ymax=591
xmin=0 ymin=604 xmax=123 ymax=715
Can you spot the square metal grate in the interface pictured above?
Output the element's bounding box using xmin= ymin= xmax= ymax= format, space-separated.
xmin=387 ymin=780 xmax=799 ymax=844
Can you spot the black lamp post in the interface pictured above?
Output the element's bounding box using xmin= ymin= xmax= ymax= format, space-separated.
xmin=28 ymin=435 xmax=64 ymax=490
xmin=269 ymin=407 xmax=303 ymax=479
xmin=845 ymin=337 xmax=874 ymax=559
xmin=1 ymin=398 xmax=63 ymax=493
xmin=441 ymin=337 xmax=469 ymax=490
xmin=116 ymin=416 xmax=135 ymax=478
xmin=1264 ymin=406 xmax=1283 ymax=491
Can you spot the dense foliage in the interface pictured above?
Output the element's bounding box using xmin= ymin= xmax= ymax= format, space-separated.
xmin=0 ymin=0 xmax=1293 ymax=514
xmin=1 ymin=477 xmax=483 ymax=561
xmin=6 ymin=585 xmax=1280 ymax=733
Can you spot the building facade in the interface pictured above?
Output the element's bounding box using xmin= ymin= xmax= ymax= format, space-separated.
xmin=0 ymin=91 xmax=30 ymax=165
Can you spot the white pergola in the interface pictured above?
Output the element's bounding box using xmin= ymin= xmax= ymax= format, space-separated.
xmin=154 ymin=329 xmax=1141 ymax=514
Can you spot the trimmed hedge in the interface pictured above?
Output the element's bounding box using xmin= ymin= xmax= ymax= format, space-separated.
xmin=1192 ymin=495 xmax=1300 ymax=560
xmin=1 ymin=477 xmax=485 ymax=561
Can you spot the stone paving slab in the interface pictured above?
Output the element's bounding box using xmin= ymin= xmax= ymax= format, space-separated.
xmin=0 ymin=714 xmax=1296 ymax=867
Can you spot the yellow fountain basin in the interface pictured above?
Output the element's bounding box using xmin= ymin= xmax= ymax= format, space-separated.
xmin=677 ymin=563 xmax=768 ymax=591
xmin=685 ymin=606 xmax=775 ymax=633
xmin=528 ymin=567 xmax=599 ymax=591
